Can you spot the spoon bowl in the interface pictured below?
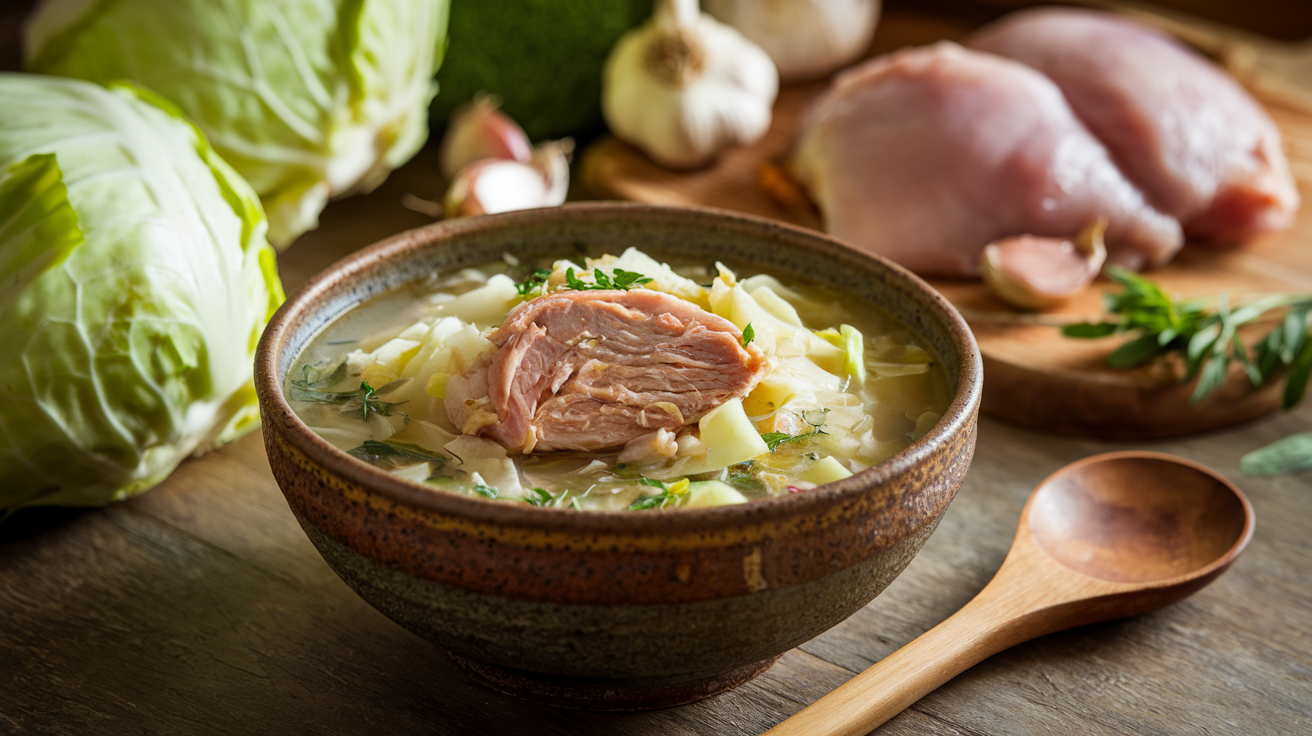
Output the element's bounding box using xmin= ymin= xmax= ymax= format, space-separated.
xmin=1028 ymin=453 xmax=1251 ymax=586
xmin=767 ymin=451 xmax=1254 ymax=736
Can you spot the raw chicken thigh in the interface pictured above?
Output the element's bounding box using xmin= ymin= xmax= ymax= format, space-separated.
xmin=790 ymin=42 xmax=1182 ymax=276
xmin=969 ymin=7 xmax=1299 ymax=242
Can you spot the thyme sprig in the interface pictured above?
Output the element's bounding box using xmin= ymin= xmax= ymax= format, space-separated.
xmin=288 ymin=360 xmax=409 ymax=420
xmin=1063 ymin=266 xmax=1312 ymax=406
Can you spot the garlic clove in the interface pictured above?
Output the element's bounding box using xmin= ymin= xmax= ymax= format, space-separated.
xmin=980 ymin=218 xmax=1109 ymax=311
xmin=602 ymin=0 xmax=779 ymax=170
xmin=443 ymin=138 xmax=573 ymax=218
xmin=704 ymin=0 xmax=881 ymax=82
xmin=438 ymin=95 xmax=534 ymax=182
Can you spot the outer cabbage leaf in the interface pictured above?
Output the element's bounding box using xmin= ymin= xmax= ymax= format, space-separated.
xmin=25 ymin=0 xmax=451 ymax=246
xmin=0 ymin=74 xmax=284 ymax=512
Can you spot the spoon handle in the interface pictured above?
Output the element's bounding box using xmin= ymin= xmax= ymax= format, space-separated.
xmin=762 ymin=576 xmax=1041 ymax=736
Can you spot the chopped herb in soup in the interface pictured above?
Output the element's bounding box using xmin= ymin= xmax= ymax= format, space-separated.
xmin=288 ymin=248 xmax=951 ymax=510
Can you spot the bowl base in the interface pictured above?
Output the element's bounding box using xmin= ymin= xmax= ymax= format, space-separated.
xmin=446 ymin=650 xmax=782 ymax=711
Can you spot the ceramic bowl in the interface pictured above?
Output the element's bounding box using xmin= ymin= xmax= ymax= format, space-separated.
xmin=254 ymin=203 xmax=982 ymax=710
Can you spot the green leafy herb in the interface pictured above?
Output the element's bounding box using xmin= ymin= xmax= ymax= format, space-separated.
xmin=288 ymin=363 xmax=410 ymax=421
xmin=628 ymin=476 xmax=689 ymax=510
xmin=471 ymin=484 xmax=499 ymax=499
xmin=290 ymin=361 xmax=348 ymax=391
xmin=760 ymin=410 xmax=829 ymax=452
xmin=523 ymin=486 xmax=579 ymax=508
xmin=742 ymin=323 xmax=755 ymax=346
xmin=514 ymin=268 xmax=552 ymax=297
xmin=564 ymin=266 xmax=653 ymax=292
xmin=347 ymin=440 xmax=448 ymax=469
xmin=1241 ymin=432 xmax=1312 ymax=476
xmin=1063 ymin=266 xmax=1312 ymax=406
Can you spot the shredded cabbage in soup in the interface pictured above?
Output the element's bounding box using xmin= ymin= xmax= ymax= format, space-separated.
xmin=288 ymin=248 xmax=950 ymax=510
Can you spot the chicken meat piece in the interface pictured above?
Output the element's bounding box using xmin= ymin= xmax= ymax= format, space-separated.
xmin=968 ymin=7 xmax=1299 ymax=242
xmin=445 ymin=289 xmax=768 ymax=453
xmin=790 ymin=42 xmax=1182 ymax=277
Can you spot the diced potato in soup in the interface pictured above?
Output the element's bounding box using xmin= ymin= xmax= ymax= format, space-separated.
xmin=287 ymin=248 xmax=951 ymax=510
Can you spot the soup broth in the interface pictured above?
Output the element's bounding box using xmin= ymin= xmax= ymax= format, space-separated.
xmin=288 ymin=249 xmax=951 ymax=510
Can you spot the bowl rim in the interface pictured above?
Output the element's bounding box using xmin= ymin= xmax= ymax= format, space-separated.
xmin=255 ymin=202 xmax=982 ymax=533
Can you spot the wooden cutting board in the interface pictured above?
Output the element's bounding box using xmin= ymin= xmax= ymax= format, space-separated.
xmin=579 ymin=12 xmax=1312 ymax=439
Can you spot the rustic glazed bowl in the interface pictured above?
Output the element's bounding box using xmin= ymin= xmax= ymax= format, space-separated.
xmin=255 ymin=203 xmax=982 ymax=710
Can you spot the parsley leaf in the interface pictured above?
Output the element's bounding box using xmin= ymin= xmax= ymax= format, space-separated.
xmin=564 ymin=267 xmax=653 ymax=292
xmin=742 ymin=323 xmax=755 ymax=346
xmin=514 ymin=268 xmax=552 ymax=297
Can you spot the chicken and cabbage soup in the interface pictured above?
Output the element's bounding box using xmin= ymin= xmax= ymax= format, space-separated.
xmin=288 ymin=249 xmax=950 ymax=510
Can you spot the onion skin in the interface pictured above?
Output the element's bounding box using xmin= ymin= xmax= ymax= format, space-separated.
xmin=438 ymin=96 xmax=533 ymax=182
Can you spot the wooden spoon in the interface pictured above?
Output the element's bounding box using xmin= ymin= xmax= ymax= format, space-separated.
xmin=764 ymin=450 xmax=1254 ymax=736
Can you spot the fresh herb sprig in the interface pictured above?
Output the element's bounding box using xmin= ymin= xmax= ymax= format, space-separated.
xmin=628 ymin=477 xmax=690 ymax=510
xmin=288 ymin=362 xmax=410 ymax=420
xmin=564 ymin=267 xmax=653 ymax=292
xmin=760 ymin=410 xmax=830 ymax=452
xmin=514 ymin=268 xmax=552 ymax=297
xmin=523 ymin=487 xmax=582 ymax=509
xmin=347 ymin=440 xmax=449 ymax=469
xmin=1063 ymin=266 xmax=1312 ymax=406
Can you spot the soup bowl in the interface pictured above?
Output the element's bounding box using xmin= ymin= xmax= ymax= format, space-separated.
xmin=254 ymin=203 xmax=982 ymax=710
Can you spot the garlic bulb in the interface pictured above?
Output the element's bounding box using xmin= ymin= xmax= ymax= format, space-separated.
xmin=704 ymin=0 xmax=880 ymax=81
xmin=602 ymin=0 xmax=779 ymax=169
xmin=444 ymin=139 xmax=573 ymax=218
xmin=981 ymin=219 xmax=1108 ymax=311
xmin=438 ymin=95 xmax=533 ymax=182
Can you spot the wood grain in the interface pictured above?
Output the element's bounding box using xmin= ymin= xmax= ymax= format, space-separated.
xmin=580 ymin=12 xmax=1312 ymax=439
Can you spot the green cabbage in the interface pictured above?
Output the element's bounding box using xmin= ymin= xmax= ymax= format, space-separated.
xmin=25 ymin=0 xmax=451 ymax=246
xmin=0 ymin=74 xmax=284 ymax=512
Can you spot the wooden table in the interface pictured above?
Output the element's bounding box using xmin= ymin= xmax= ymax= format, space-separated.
xmin=3 ymin=7 xmax=1311 ymax=736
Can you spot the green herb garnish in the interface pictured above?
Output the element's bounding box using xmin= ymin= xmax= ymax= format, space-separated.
xmin=471 ymin=484 xmax=499 ymax=499
xmin=742 ymin=323 xmax=755 ymax=346
xmin=347 ymin=440 xmax=449 ymax=469
xmin=523 ymin=487 xmax=578 ymax=508
xmin=564 ymin=267 xmax=653 ymax=292
xmin=1063 ymin=266 xmax=1312 ymax=406
xmin=628 ymin=476 xmax=690 ymax=510
xmin=288 ymin=363 xmax=410 ymax=420
xmin=290 ymin=361 xmax=348 ymax=391
xmin=514 ymin=268 xmax=552 ymax=297
xmin=760 ymin=410 xmax=830 ymax=452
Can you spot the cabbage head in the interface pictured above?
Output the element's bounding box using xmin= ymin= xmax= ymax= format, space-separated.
xmin=25 ymin=0 xmax=451 ymax=247
xmin=0 ymin=74 xmax=285 ymax=513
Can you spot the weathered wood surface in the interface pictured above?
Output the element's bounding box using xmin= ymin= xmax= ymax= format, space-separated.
xmin=3 ymin=4 xmax=1311 ymax=735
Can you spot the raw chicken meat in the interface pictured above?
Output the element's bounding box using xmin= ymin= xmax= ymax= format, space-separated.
xmin=968 ymin=7 xmax=1299 ymax=242
xmin=790 ymin=42 xmax=1182 ymax=277
xmin=445 ymin=289 xmax=767 ymax=453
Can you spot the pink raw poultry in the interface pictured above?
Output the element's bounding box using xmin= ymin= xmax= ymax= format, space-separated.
xmin=789 ymin=42 xmax=1182 ymax=277
xmin=969 ymin=7 xmax=1299 ymax=243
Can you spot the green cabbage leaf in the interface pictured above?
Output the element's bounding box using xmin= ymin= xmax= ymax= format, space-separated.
xmin=26 ymin=0 xmax=451 ymax=246
xmin=0 ymin=74 xmax=284 ymax=512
